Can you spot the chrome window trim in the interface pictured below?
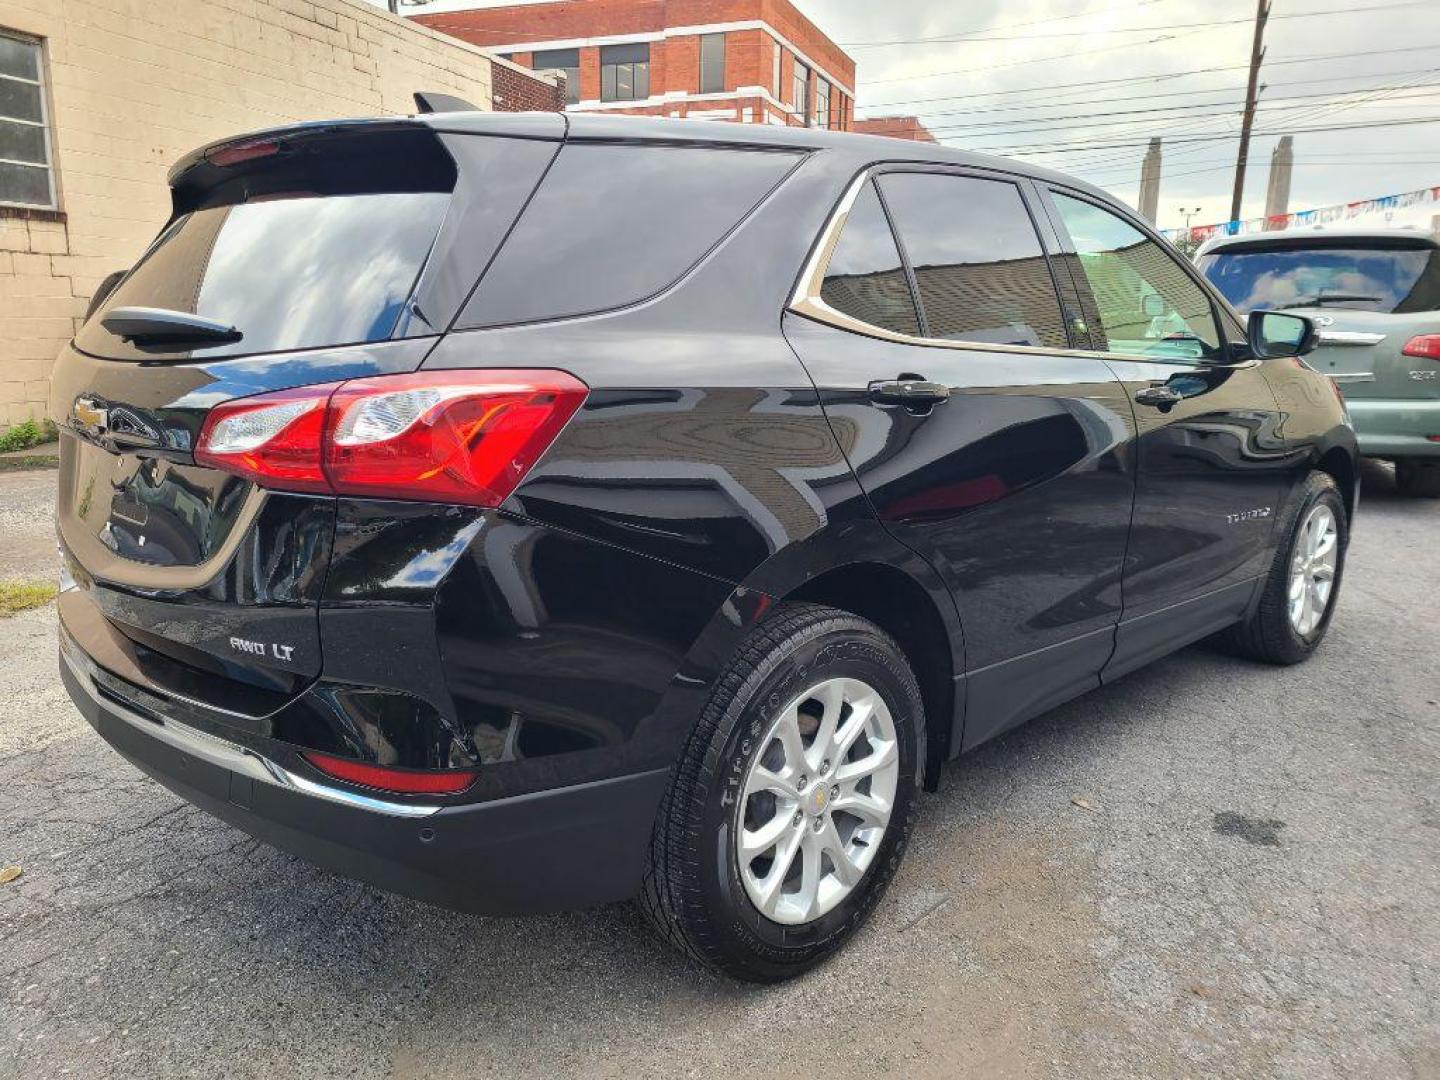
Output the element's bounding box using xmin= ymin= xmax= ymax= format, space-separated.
xmin=789 ymin=166 xmax=1234 ymax=367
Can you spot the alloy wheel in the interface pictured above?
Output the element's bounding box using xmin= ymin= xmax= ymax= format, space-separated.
xmin=735 ymin=677 xmax=899 ymax=925
xmin=1289 ymin=502 xmax=1338 ymax=636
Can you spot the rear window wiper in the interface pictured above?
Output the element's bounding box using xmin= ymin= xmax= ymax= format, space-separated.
xmin=101 ymin=306 xmax=243 ymax=347
xmin=1276 ymin=294 xmax=1384 ymax=309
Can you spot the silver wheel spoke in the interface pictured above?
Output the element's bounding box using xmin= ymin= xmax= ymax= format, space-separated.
xmin=818 ymin=818 xmax=863 ymax=887
xmin=740 ymin=810 xmax=794 ymax=859
xmin=832 ymin=786 xmax=891 ymax=827
xmin=835 ymin=735 xmax=897 ymax=785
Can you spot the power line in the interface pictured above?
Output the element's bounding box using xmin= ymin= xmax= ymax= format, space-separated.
xmin=999 ymin=115 xmax=1440 ymax=157
xmin=860 ymin=44 xmax=1440 ymax=110
xmin=842 ymin=0 xmax=1431 ymax=48
xmin=857 ymin=67 xmax=1440 ymax=125
xmin=852 ymin=84 xmax=1440 ymax=140
xmin=836 ymin=0 xmax=1174 ymax=48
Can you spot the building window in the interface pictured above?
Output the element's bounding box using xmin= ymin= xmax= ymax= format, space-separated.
xmin=0 ymin=30 xmax=54 ymax=209
xmin=532 ymin=47 xmax=580 ymax=105
xmin=772 ymin=44 xmax=782 ymax=99
xmin=699 ymin=33 xmax=725 ymax=94
xmin=815 ymin=79 xmax=831 ymax=129
xmin=793 ymin=61 xmax=809 ymax=124
xmin=601 ymin=42 xmax=650 ymax=102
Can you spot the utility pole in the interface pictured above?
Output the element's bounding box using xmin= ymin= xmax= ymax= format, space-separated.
xmin=1230 ymin=0 xmax=1270 ymax=224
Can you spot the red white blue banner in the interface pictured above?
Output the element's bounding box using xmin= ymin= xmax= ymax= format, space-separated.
xmin=1162 ymin=184 xmax=1440 ymax=246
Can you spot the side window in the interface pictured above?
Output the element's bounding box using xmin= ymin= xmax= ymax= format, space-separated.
xmin=461 ymin=144 xmax=801 ymax=328
xmin=819 ymin=180 xmax=921 ymax=337
xmin=1051 ymin=192 xmax=1222 ymax=360
xmin=877 ymin=173 xmax=1068 ymax=349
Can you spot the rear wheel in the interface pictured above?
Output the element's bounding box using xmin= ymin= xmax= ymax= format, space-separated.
xmin=1220 ymin=471 xmax=1347 ymax=665
xmin=641 ymin=603 xmax=923 ymax=983
xmin=1395 ymin=458 xmax=1440 ymax=498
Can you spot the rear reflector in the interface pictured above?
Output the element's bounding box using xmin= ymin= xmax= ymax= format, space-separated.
xmin=302 ymin=751 xmax=479 ymax=795
xmin=195 ymin=369 xmax=586 ymax=506
xmin=1401 ymin=334 xmax=1440 ymax=360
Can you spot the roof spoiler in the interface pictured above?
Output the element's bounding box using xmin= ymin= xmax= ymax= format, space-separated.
xmin=414 ymin=91 xmax=479 ymax=115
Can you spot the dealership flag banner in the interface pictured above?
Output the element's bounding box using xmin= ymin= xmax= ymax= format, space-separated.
xmin=1163 ymin=184 xmax=1440 ymax=247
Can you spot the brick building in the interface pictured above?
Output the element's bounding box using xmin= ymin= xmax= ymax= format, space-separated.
xmin=0 ymin=0 xmax=561 ymax=431
xmin=852 ymin=115 xmax=937 ymax=143
xmin=414 ymin=0 xmax=856 ymax=129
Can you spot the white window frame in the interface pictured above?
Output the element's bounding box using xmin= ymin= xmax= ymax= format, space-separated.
xmin=0 ymin=29 xmax=57 ymax=210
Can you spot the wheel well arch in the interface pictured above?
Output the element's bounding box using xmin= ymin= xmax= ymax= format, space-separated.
xmin=1316 ymin=446 xmax=1356 ymax=519
xmin=785 ymin=562 xmax=956 ymax=789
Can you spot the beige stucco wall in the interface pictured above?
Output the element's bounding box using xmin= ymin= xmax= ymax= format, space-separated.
xmin=0 ymin=0 xmax=508 ymax=429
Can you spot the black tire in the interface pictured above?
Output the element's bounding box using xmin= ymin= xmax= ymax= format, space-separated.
xmin=640 ymin=602 xmax=924 ymax=983
xmin=1395 ymin=458 xmax=1440 ymax=498
xmin=1219 ymin=470 xmax=1347 ymax=665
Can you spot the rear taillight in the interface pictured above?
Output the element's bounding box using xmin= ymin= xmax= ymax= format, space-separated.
xmin=195 ymin=369 xmax=587 ymax=506
xmin=301 ymin=751 xmax=479 ymax=795
xmin=1401 ymin=334 xmax=1440 ymax=360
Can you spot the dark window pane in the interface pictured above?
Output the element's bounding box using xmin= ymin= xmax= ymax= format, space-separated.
xmin=0 ymin=118 xmax=46 ymax=164
xmin=616 ymin=64 xmax=633 ymax=99
xmin=820 ymin=180 xmax=921 ymax=336
xmin=463 ymin=145 xmax=801 ymax=327
xmin=1053 ymin=193 xmax=1220 ymax=359
xmin=601 ymin=64 xmax=616 ymax=101
xmin=532 ymin=48 xmax=579 ymax=69
xmin=879 ymin=173 xmax=1067 ymax=348
xmin=700 ymin=33 xmax=725 ymax=93
xmin=89 ymin=193 xmax=449 ymax=356
xmin=0 ymin=36 xmax=39 ymax=81
xmin=600 ymin=42 xmax=649 ymax=65
xmin=793 ymin=63 xmax=808 ymax=118
xmin=0 ymin=77 xmax=42 ymax=123
xmin=1197 ymin=245 xmax=1440 ymax=315
xmin=0 ymin=159 xmax=49 ymax=205
xmin=634 ymin=62 xmax=649 ymax=99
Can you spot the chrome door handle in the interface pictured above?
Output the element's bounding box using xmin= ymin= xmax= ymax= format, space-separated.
xmin=1134 ymin=385 xmax=1183 ymax=409
xmin=868 ymin=379 xmax=951 ymax=407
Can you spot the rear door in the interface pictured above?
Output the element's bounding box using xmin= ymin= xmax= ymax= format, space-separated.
xmin=1040 ymin=188 xmax=1288 ymax=678
xmin=785 ymin=167 xmax=1134 ymax=752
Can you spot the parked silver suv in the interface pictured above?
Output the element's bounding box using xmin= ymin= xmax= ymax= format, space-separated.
xmin=1197 ymin=227 xmax=1440 ymax=496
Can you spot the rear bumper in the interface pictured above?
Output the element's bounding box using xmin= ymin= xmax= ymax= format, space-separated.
xmin=60 ymin=645 xmax=670 ymax=915
xmin=1345 ymin=398 xmax=1440 ymax=458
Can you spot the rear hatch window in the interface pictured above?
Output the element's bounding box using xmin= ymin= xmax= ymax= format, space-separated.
xmin=1198 ymin=241 xmax=1440 ymax=315
xmin=75 ymin=127 xmax=456 ymax=361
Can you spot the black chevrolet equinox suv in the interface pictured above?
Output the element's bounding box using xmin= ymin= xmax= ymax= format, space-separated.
xmin=53 ymin=111 xmax=1357 ymax=982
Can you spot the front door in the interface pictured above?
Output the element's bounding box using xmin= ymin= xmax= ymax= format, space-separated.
xmin=1041 ymin=189 xmax=1289 ymax=678
xmin=785 ymin=168 xmax=1135 ymax=753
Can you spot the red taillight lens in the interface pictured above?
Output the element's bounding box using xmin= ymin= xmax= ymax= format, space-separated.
xmin=1401 ymin=334 xmax=1440 ymax=360
xmin=195 ymin=369 xmax=586 ymax=506
xmin=325 ymin=370 xmax=586 ymax=504
xmin=302 ymin=751 xmax=479 ymax=795
xmin=194 ymin=385 xmax=333 ymax=492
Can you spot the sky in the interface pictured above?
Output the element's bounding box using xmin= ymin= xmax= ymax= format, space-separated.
xmin=791 ymin=0 xmax=1440 ymax=230
xmin=390 ymin=0 xmax=1440 ymax=232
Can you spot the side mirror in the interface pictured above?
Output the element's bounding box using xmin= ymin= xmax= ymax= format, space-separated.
xmin=1247 ymin=310 xmax=1318 ymax=359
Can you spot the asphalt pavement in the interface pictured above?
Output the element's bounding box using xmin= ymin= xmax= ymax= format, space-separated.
xmin=1 ymin=460 xmax=1436 ymax=1079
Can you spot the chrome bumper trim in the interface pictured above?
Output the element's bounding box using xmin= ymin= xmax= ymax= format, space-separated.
xmin=62 ymin=642 xmax=442 ymax=819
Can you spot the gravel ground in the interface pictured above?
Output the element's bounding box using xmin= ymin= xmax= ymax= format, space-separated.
xmin=1 ymin=460 xmax=1437 ymax=1080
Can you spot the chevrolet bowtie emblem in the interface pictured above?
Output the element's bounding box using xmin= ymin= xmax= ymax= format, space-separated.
xmin=71 ymin=396 xmax=108 ymax=433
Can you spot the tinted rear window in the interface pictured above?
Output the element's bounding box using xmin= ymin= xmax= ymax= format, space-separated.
xmin=460 ymin=143 xmax=802 ymax=328
xmin=79 ymin=192 xmax=448 ymax=359
xmin=820 ymin=179 xmax=921 ymax=336
xmin=1198 ymin=244 xmax=1440 ymax=314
